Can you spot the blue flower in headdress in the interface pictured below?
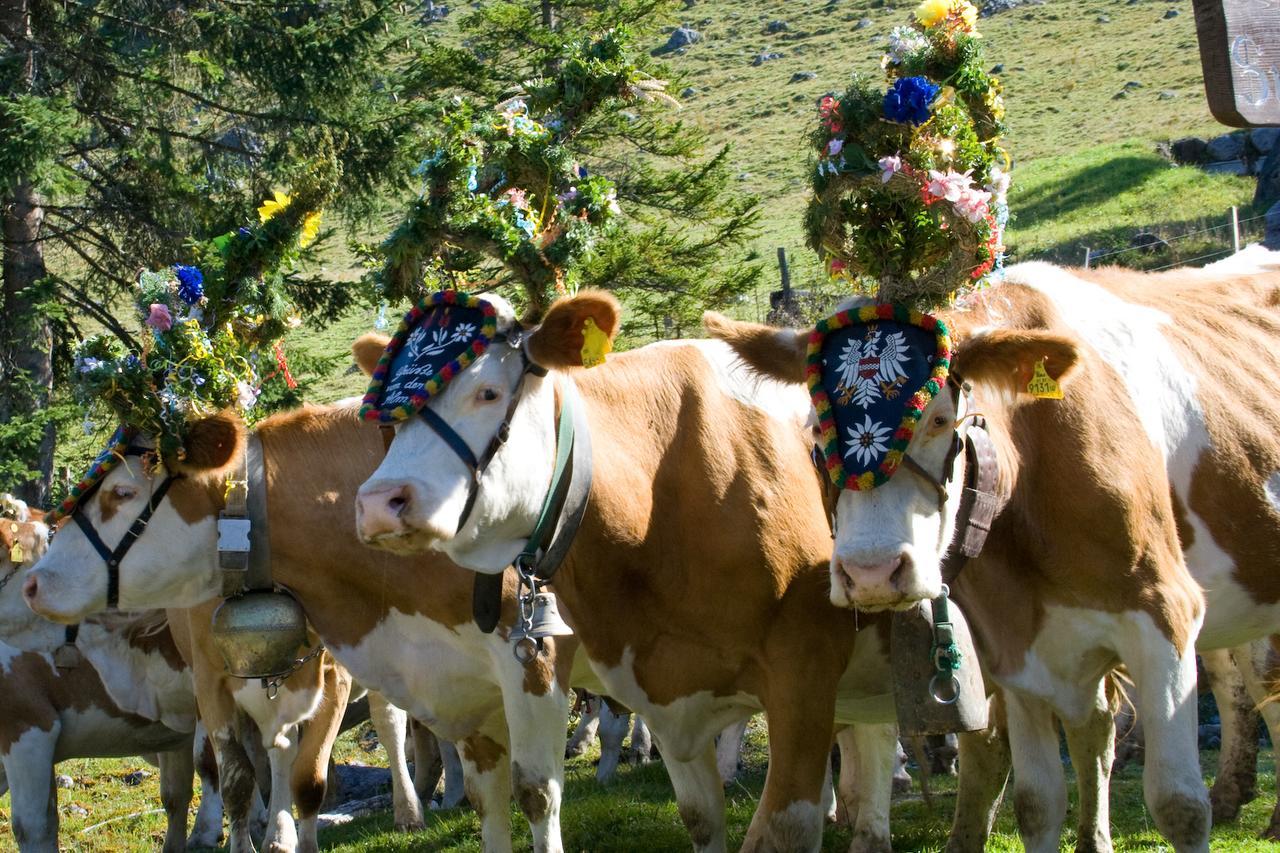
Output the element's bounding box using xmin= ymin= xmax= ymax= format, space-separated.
xmin=174 ymin=265 xmax=204 ymax=304
xmin=883 ymin=76 xmax=939 ymax=126
xmin=467 ymin=165 xmax=479 ymax=193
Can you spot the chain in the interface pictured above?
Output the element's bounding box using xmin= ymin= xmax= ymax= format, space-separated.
xmin=512 ymin=559 xmax=543 ymax=663
xmin=260 ymin=644 xmax=326 ymax=700
xmin=928 ymin=583 xmax=962 ymax=705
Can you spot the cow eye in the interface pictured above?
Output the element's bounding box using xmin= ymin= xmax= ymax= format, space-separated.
xmin=932 ymin=415 xmax=949 ymax=428
xmin=475 ymin=387 xmax=501 ymax=403
xmin=111 ymin=485 xmax=138 ymax=500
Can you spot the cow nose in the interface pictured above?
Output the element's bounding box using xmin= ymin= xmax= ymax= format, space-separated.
xmin=833 ymin=553 xmax=910 ymax=603
xmin=356 ymin=484 xmax=413 ymax=541
xmin=22 ymin=573 xmax=38 ymax=604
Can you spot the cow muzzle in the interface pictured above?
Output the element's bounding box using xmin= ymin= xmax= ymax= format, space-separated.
xmin=22 ymin=567 xmax=97 ymax=624
xmin=354 ymin=479 xmax=452 ymax=553
xmin=830 ymin=548 xmax=940 ymax=611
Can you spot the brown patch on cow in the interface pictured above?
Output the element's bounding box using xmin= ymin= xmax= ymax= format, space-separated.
xmin=352 ymin=333 xmax=391 ymax=377
xmin=702 ymin=312 xmax=808 ymax=385
xmin=0 ymin=520 xmax=44 ymax=566
xmin=511 ymin=761 xmax=551 ymax=824
xmin=678 ymin=802 xmax=716 ymax=849
xmin=120 ymin=615 xmax=188 ymax=672
xmin=521 ymin=645 xmax=555 ymax=696
xmin=461 ymin=733 xmax=506 ymax=774
xmin=953 ymin=328 xmax=1080 ymax=396
xmin=526 ymin=290 xmax=621 ymax=369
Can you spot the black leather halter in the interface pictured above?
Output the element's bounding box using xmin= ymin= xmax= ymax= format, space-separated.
xmin=69 ymin=445 xmax=183 ymax=609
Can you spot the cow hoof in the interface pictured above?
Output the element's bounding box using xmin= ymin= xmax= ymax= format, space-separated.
xmin=393 ymin=818 xmax=426 ymax=832
xmin=849 ymin=832 xmax=893 ymax=853
xmin=186 ymin=830 xmax=224 ymax=850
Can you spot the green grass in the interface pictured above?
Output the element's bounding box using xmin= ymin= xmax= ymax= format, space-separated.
xmin=12 ymin=717 xmax=1278 ymax=851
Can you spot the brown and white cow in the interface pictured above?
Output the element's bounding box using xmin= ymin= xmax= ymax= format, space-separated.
xmin=706 ymin=257 xmax=1280 ymax=851
xmin=346 ymin=290 xmax=1002 ymax=852
xmin=23 ymin=405 xmax=589 ymax=853
xmin=0 ymin=508 xmax=222 ymax=852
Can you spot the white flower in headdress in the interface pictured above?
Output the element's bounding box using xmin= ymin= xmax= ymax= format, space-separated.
xmin=451 ymin=322 xmax=477 ymax=343
xmin=846 ymin=415 xmax=892 ymax=465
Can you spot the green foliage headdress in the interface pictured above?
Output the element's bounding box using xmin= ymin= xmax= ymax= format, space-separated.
xmin=806 ymin=0 xmax=1010 ymax=310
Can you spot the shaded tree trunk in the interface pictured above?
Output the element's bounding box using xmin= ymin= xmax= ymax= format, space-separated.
xmin=1 ymin=0 xmax=55 ymax=504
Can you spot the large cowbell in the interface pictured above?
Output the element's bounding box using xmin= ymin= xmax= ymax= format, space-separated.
xmin=211 ymin=590 xmax=309 ymax=679
xmin=891 ymin=590 xmax=988 ymax=736
xmin=807 ymin=305 xmax=952 ymax=491
xmin=511 ymin=591 xmax=574 ymax=642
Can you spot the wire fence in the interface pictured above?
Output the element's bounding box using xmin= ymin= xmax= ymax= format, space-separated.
xmin=1078 ymin=207 xmax=1268 ymax=272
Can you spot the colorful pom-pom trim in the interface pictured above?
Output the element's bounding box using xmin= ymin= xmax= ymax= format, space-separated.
xmin=807 ymin=304 xmax=951 ymax=490
xmin=45 ymin=425 xmax=139 ymax=524
xmin=358 ymin=290 xmax=500 ymax=423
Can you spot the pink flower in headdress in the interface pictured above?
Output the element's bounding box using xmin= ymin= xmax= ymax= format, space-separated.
xmin=502 ymin=188 xmax=529 ymax=209
xmin=146 ymin=303 xmax=173 ymax=332
xmin=878 ymin=155 xmax=903 ymax=183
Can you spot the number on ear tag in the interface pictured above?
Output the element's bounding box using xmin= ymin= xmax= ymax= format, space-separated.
xmin=1027 ymin=359 xmax=1063 ymax=399
xmin=9 ymin=523 xmax=23 ymax=564
xmin=581 ymin=317 xmax=612 ymax=368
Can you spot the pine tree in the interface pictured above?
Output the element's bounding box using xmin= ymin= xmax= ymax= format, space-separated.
xmin=0 ymin=0 xmax=425 ymax=501
xmin=393 ymin=0 xmax=763 ymax=336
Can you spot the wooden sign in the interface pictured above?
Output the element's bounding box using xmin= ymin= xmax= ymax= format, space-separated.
xmin=1194 ymin=0 xmax=1280 ymax=126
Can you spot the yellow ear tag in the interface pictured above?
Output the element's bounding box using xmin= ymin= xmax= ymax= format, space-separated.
xmin=580 ymin=317 xmax=612 ymax=369
xmin=9 ymin=524 xmax=23 ymax=564
xmin=1027 ymin=358 xmax=1063 ymax=399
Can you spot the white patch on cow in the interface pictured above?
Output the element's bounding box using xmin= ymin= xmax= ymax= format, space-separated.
xmin=994 ymin=604 xmax=1127 ymax=727
xmin=231 ymin=677 xmax=324 ymax=749
xmin=1006 ymin=262 xmax=1266 ymax=651
xmin=55 ymin=705 xmax=186 ymax=761
xmin=0 ymin=640 xmax=51 ymax=676
xmin=78 ymin=620 xmax=196 ymax=733
xmin=764 ymin=799 xmax=824 ymax=853
xmin=586 ymin=647 xmax=757 ymax=762
xmin=1265 ymin=471 xmax=1280 ymax=514
xmin=328 ymin=609 xmax=529 ymax=741
xmin=650 ymin=339 xmax=812 ymax=423
xmin=1203 ymin=243 xmax=1280 ymax=275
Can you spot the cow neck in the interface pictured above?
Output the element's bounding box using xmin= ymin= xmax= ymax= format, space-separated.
xmin=218 ymin=434 xmax=273 ymax=595
xmin=474 ymin=376 xmax=594 ymax=634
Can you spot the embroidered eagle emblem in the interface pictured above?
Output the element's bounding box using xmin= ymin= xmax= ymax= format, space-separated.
xmin=831 ymin=324 xmax=910 ymax=408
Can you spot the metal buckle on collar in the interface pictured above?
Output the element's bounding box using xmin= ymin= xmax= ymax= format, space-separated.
xmin=217 ymin=517 xmax=251 ymax=553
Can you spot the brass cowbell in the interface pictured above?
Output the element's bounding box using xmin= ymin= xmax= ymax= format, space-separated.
xmin=511 ymin=591 xmax=574 ymax=642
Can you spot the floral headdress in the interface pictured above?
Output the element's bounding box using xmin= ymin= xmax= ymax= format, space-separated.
xmin=806 ymin=0 xmax=1009 ymax=310
xmin=54 ymin=175 xmax=333 ymax=523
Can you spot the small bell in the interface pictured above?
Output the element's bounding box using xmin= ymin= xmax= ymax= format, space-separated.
xmin=54 ymin=643 xmax=83 ymax=670
xmin=511 ymin=592 xmax=574 ymax=642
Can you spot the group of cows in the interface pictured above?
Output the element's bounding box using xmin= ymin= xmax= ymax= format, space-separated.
xmin=7 ymin=247 xmax=1280 ymax=852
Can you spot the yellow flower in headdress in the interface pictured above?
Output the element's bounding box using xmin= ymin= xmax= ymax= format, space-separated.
xmin=955 ymin=0 xmax=978 ymax=29
xmin=300 ymin=210 xmax=322 ymax=248
xmin=258 ymin=190 xmax=291 ymax=224
xmin=916 ymin=0 xmax=951 ymax=27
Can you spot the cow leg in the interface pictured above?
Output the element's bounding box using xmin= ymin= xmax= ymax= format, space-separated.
xmin=1005 ymin=690 xmax=1068 ymax=853
xmin=834 ymin=730 xmax=856 ymax=827
xmin=944 ymin=706 xmax=1010 ymax=853
xmin=838 ymin=722 xmax=895 ymax=853
xmin=369 ymin=692 xmax=425 ymax=831
xmin=190 ymin=721 xmax=225 ymax=849
xmin=629 ymin=716 xmax=654 ymax=764
xmin=821 ymin=742 xmax=837 ymax=825
xmin=459 ymin=729 xmax=514 ymax=853
xmin=1201 ymin=647 xmax=1259 ymax=823
xmin=158 ymin=741 xmax=196 ymax=853
xmin=715 ymin=719 xmax=748 ymax=785
xmin=212 ymin=722 xmax=260 ymax=853
xmin=291 ymin=663 xmax=352 ymax=853
xmin=1062 ymin=679 xmax=1115 ymax=853
xmin=565 ymin=695 xmax=600 ymax=758
xmin=3 ymin=727 xmax=60 ymax=853
xmin=663 ymin=742 xmax=728 ymax=853
xmin=1120 ymin=627 xmax=1211 ymax=852
xmin=595 ymin=703 xmax=629 ymax=784
xmin=501 ymin=684 xmax=570 ymax=852
xmin=262 ymin=726 xmax=301 ymax=853
xmin=440 ymin=739 xmax=467 ymax=809
xmin=1229 ymin=640 xmax=1280 ymax=840
xmin=410 ymin=719 xmax=443 ymax=807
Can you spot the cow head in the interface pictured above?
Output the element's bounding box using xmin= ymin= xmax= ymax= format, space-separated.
xmin=0 ymin=509 xmax=50 ymax=628
xmin=706 ymin=310 xmax=1079 ymax=611
xmin=25 ymin=413 xmax=243 ymax=622
xmin=354 ymin=291 xmax=620 ymax=572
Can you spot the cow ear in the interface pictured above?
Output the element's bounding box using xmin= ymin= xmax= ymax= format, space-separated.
xmin=526 ymin=290 xmax=621 ymax=369
xmin=353 ymin=333 xmax=391 ymax=377
xmin=954 ymin=330 xmax=1081 ymax=398
xmin=703 ymin=312 xmax=808 ymax=385
xmin=176 ymin=411 xmax=245 ymax=474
